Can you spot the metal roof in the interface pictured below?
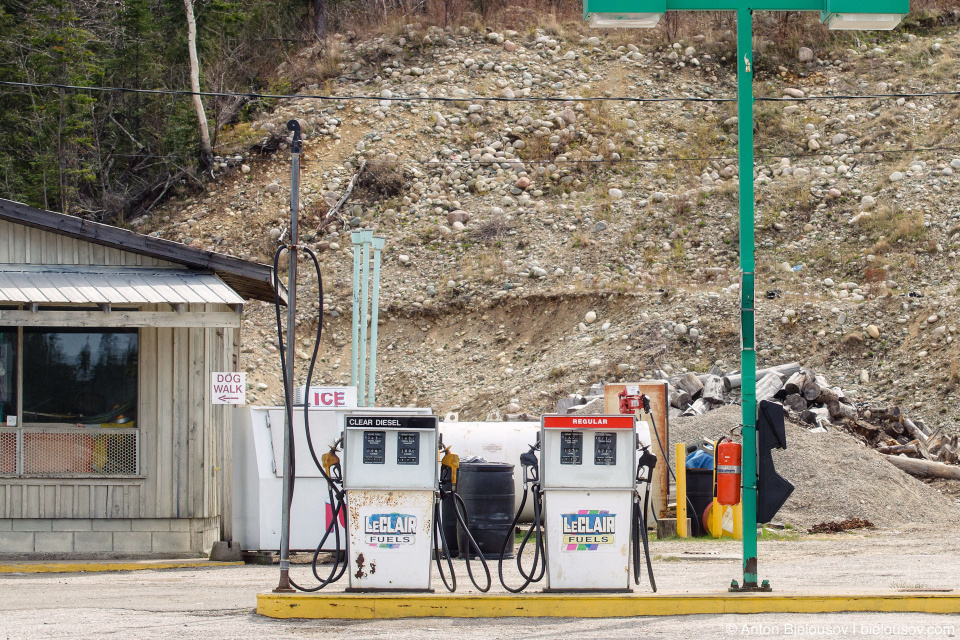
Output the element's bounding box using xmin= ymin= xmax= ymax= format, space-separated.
xmin=0 ymin=198 xmax=283 ymax=303
xmin=0 ymin=266 xmax=245 ymax=307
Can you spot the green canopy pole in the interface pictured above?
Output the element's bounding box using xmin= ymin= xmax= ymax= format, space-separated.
xmin=735 ymin=5 xmax=760 ymax=591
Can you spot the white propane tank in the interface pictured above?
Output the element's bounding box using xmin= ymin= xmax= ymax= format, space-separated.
xmin=439 ymin=417 xmax=540 ymax=521
xmin=439 ymin=414 xmax=654 ymax=522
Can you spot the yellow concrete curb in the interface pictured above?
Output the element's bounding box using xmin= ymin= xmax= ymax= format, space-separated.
xmin=0 ymin=559 xmax=244 ymax=574
xmin=257 ymin=593 xmax=960 ymax=619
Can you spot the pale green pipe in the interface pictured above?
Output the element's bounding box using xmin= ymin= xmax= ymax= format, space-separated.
xmin=368 ymin=237 xmax=385 ymax=407
xmin=350 ymin=232 xmax=363 ymax=388
xmin=358 ymin=231 xmax=372 ymax=406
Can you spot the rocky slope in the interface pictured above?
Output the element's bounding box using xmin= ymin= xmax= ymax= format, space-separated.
xmin=139 ymin=17 xmax=960 ymax=432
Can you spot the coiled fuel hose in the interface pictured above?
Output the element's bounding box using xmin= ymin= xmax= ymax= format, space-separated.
xmin=273 ymin=244 xmax=347 ymax=591
xmin=432 ymin=463 xmax=492 ymax=593
xmin=633 ymin=442 xmax=658 ymax=592
xmin=497 ymin=445 xmax=546 ymax=593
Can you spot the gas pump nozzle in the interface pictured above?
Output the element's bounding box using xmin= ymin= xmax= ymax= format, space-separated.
xmin=321 ymin=442 xmax=341 ymax=480
xmin=636 ymin=445 xmax=657 ymax=484
xmin=440 ymin=445 xmax=460 ymax=484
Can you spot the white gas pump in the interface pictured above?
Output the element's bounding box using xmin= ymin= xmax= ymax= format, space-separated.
xmin=498 ymin=413 xmax=656 ymax=593
xmin=541 ymin=414 xmax=637 ymax=591
xmin=342 ymin=413 xmax=439 ymax=591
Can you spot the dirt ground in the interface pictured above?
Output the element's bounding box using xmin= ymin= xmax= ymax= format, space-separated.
xmin=2 ymin=529 xmax=958 ymax=639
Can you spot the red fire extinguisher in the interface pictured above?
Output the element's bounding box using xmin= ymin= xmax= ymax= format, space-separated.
xmin=715 ymin=437 xmax=742 ymax=506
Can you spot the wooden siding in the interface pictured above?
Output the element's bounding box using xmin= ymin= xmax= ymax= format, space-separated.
xmin=0 ymin=305 xmax=238 ymax=521
xmin=0 ymin=220 xmax=176 ymax=268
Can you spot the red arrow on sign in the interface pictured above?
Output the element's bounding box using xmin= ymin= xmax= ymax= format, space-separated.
xmin=218 ymin=395 xmax=240 ymax=402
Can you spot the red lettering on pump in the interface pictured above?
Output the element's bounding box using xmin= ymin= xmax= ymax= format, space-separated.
xmin=335 ymin=391 xmax=345 ymax=406
xmin=320 ymin=392 xmax=333 ymax=405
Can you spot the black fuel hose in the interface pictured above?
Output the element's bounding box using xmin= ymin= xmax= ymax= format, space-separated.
xmin=632 ymin=482 xmax=657 ymax=592
xmin=272 ymin=244 xmax=346 ymax=591
xmin=433 ymin=499 xmax=457 ymax=592
xmin=497 ymin=454 xmax=545 ymax=593
xmin=438 ymin=476 xmax=492 ymax=592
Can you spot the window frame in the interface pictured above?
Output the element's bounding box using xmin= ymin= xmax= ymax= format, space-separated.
xmin=0 ymin=323 xmax=142 ymax=479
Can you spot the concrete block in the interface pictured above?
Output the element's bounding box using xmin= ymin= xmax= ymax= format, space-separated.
xmin=74 ymin=532 xmax=114 ymax=553
xmin=0 ymin=519 xmax=12 ymax=532
xmin=112 ymin=532 xmax=152 ymax=554
xmin=34 ymin=532 xmax=74 ymax=553
xmin=656 ymin=518 xmax=679 ymax=539
xmin=131 ymin=518 xmax=171 ymax=532
xmin=209 ymin=541 xmax=242 ymax=562
xmin=12 ymin=519 xmax=51 ymax=532
xmin=0 ymin=531 xmax=35 ymax=553
xmin=169 ymin=519 xmax=191 ymax=532
xmin=92 ymin=519 xmax=132 ymax=532
xmin=151 ymin=531 xmax=191 ymax=553
xmin=52 ymin=519 xmax=93 ymax=532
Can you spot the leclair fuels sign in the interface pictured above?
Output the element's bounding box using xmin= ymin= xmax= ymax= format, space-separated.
xmin=543 ymin=415 xmax=634 ymax=429
xmin=365 ymin=513 xmax=417 ymax=548
xmin=561 ymin=510 xmax=617 ymax=550
xmin=212 ymin=372 xmax=245 ymax=405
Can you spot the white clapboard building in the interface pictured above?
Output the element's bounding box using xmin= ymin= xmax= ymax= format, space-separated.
xmin=0 ymin=199 xmax=280 ymax=555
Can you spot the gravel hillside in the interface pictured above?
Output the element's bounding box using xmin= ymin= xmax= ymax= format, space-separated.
xmin=135 ymin=17 xmax=960 ymax=509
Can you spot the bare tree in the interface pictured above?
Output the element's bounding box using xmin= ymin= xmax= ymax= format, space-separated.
xmin=184 ymin=0 xmax=213 ymax=167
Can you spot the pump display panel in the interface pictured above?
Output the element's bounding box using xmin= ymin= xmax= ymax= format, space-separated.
xmin=362 ymin=431 xmax=386 ymax=464
xmin=541 ymin=415 xmax=636 ymax=490
xmin=560 ymin=432 xmax=583 ymax=465
xmin=397 ymin=432 xmax=420 ymax=465
xmin=594 ymin=432 xmax=617 ymax=465
xmin=342 ymin=413 xmax=438 ymax=491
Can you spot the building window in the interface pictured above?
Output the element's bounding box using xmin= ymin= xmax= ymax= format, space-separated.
xmin=1 ymin=327 xmax=139 ymax=477
xmin=0 ymin=328 xmax=15 ymax=475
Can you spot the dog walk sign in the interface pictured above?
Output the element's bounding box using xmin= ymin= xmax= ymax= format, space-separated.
xmin=212 ymin=372 xmax=246 ymax=405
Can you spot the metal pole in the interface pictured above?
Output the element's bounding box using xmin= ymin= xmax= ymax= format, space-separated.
xmin=350 ymin=234 xmax=362 ymax=389
xmin=367 ymin=237 xmax=385 ymax=406
xmin=736 ymin=7 xmax=760 ymax=591
xmin=276 ymin=119 xmax=302 ymax=593
xmin=358 ymin=232 xmax=371 ymax=406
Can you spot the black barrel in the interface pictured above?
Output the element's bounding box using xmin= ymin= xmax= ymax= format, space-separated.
xmin=439 ymin=477 xmax=459 ymax=557
xmin=685 ymin=468 xmax=714 ymax=537
xmin=455 ymin=462 xmax=516 ymax=559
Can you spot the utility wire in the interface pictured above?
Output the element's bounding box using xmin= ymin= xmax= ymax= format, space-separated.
xmin=3 ymin=79 xmax=960 ymax=104
xmin=1 ymin=144 xmax=959 ymax=167
xmin=0 ymin=80 xmax=734 ymax=103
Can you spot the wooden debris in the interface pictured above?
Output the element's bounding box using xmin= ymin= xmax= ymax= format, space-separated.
xmin=883 ymin=455 xmax=960 ymax=480
xmin=701 ymin=375 xmax=725 ymax=405
xmin=722 ymin=362 xmax=800 ymax=391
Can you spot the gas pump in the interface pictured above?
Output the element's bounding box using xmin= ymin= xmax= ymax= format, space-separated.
xmin=498 ymin=414 xmax=656 ymax=592
xmin=342 ymin=413 xmax=439 ymax=591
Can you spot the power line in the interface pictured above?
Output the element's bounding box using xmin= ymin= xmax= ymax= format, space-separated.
xmin=760 ymin=92 xmax=960 ymax=101
xmin=1 ymin=144 xmax=958 ymax=166
xmin=0 ymin=80 xmax=734 ymax=104
xmin=3 ymin=79 xmax=960 ymax=105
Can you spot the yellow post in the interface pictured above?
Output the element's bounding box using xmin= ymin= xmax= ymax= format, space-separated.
xmin=734 ymin=502 xmax=743 ymax=540
xmin=675 ymin=443 xmax=687 ymax=538
xmin=711 ymin=498 xmax=723 ymax=538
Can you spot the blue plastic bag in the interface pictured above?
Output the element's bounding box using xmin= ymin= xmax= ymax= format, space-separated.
xmin=685 ymin=449 xmax=714 ymax=469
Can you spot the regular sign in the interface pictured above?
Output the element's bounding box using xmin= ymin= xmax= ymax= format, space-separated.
xmin=212 ymin=372 xmax=246 ymax=405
